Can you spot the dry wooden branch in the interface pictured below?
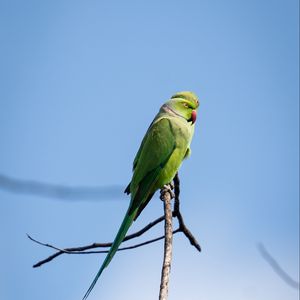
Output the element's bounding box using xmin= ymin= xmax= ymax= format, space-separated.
xmin=159 ymin=184 xmax=174 ymax=300
xmin=29 ymin=215 xmax=166 ymax=267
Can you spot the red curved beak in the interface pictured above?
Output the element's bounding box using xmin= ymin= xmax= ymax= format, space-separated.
xmin=191 ymin=110 xmax=197 ymax=124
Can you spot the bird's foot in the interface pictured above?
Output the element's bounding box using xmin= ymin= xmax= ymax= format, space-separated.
xmin=160 ymin=184 xmax=175 ymax=200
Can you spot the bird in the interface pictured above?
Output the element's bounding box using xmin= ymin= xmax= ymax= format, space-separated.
xmin=82 ymin=91 xmax=199 ymax=299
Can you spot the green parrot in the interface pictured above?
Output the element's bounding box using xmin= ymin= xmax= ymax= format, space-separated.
xmin=82 ymin=91 xmax=199 ymax=299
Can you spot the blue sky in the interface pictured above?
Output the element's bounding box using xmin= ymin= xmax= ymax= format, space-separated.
xmin=0 ymin=0 xmax=299 ymax=299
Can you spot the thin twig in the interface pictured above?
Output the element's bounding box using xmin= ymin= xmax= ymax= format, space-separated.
xmin=29 ymin=230 xmax=182 ymax=267
xmin=258 ymin=243 xmax=300 ymax=290
xmin=159 ymin=184 xmax=174 ymax=300
xmin=0 ymin=173 xmax=122 ymax=201
xmin=30 ymin=215 xmax=166 ymax=267
xmin=173 ymin=173 xmax=201 ymax=252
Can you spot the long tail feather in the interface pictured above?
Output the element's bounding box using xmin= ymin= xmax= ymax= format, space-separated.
xmin=82 ymin=170 xmax=159 ymax=299
xmin=82 ymin=210 xmax=135 ymax=300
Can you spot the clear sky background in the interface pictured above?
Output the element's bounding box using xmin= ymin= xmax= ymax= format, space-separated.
xmin=0 ymin=0 xmax=299 ymax=299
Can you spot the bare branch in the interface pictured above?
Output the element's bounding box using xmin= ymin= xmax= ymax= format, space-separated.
xmin=258 ymin=243 xmax=300 ymax=290
xmin=29 ymin=215 xmax=166 ymax=267
xmin=173 ymin=173 xmax=201 ymax=252
xmin=0 ymin=174 xmax=123 ymax=201
xmin=159 ymin=184 xmax=174 ymax=300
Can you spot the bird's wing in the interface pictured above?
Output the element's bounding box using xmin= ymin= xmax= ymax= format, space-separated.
xmin=128 ymin=116 xmax=177 ymax=213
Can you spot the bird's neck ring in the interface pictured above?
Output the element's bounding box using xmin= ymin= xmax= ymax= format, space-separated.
xmin=162 ymin=104 xmax=186 ymax=120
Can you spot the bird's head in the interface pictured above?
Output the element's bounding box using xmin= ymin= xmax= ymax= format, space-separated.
xmin=164 ymin=91 xmax=199 ymax=124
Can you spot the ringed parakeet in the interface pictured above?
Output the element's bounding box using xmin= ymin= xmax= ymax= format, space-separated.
xmin=82 ymin=91 xmax=199 ymax=299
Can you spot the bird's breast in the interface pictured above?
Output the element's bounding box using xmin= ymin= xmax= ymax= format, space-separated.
xmin=155 ymin=117 xmax=192 ymax=188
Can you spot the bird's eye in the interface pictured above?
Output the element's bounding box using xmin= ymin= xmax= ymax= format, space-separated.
xmin=183 ymin=102 xmax=189 ymax=108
